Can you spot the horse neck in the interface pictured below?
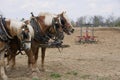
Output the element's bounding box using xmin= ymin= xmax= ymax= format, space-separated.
xmin=40 ymin=23 xmax=51 ymax=35
xmin=37 ymin=15 xmax=55 ymax=34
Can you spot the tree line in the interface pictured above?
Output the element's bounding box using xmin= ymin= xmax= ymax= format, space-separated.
xmin=71 ymin=15 xmax=120 ymax=27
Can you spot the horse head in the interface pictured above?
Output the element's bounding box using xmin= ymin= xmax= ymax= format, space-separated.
xmin=18 ymin=23 xmax=33 ymax=50
xmin=4 ymin=19 xmax=33 ymax=50
xmin=58 ymin=11 xmax=74 ymax=35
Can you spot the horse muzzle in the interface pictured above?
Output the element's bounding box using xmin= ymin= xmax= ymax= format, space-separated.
xmin=70 ymin=28 xmax=74 ymax=33
xmin=66 ymin=29 xmax=74 ymax=35
xmin=21 ymin=41 xmax=31 ymax=51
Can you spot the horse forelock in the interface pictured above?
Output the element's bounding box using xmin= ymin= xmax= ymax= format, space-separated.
xmin=10 ymin=20 xmax=26 ymax=36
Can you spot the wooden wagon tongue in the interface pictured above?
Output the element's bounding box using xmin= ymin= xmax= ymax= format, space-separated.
xmin=39 ymin=40 xmax=63 ymax=47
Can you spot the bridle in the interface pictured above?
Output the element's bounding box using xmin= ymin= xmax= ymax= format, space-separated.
xmin=19 ymin=25 xmax=31 ymax=50
xmin=59 ymin=15 xmax=74 ymax=34
xmin=0 ymin=16 xmax=13 ymax=40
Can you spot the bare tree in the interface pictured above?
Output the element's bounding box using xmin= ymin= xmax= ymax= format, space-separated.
xmin=76 ymin=16 xmax=86 ymax=27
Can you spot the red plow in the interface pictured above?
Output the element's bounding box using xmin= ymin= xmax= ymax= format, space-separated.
xmin=76 ymin=24 xmax=97 ymax=43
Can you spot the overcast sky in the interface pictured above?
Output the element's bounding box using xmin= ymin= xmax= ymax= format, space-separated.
xmin=0 ymin=0 xmax=120 ymax=21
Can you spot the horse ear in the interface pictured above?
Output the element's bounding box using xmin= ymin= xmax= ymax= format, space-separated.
xmin=24 ymin=20 xmax=29 ymax=24
xmin=61 ymin=11 xmax=66 ymax=15
xmin=64 ymin=11 xmax=66 ymax=13
xmin=36 ymin=16 xmax=39 ymax=19
xmin=62 ymin=11 xmax=64 ymax=14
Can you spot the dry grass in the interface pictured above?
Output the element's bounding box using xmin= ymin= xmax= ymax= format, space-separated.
xmin=2 ymin=27 xmax=120 ymax=80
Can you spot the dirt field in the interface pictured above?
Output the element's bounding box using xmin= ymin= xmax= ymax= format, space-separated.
xmin=3 ymin=27 xmax=120 ymax=80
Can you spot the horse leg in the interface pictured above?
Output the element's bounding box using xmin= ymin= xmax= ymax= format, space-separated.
xmin=9 ymin=53 xmax=16 ymax=69
xmin=34 ymin=47 xmax=39 ymax=67
xmin=25 ymin=49 xmax=35 ymax=70
xmin=6 ymin=49 xmax=17 ymax=70
xmin=0 ymin=50 xmax=8 ymax=80
xmin=25 ymin=48 xmax=40 ymax=79
xmin=29 ymin=46 xmax=40 ymax=73
xmin=41 ymin=47 xmax=46 ymax=71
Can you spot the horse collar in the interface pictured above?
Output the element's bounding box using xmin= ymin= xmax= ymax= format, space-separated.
xmin=0 ymin=17 xmax=12 ymax=42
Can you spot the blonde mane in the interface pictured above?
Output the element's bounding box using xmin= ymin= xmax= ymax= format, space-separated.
xmin=6 ymin=19 xmax=26 ymax=37
xmin=38 ymin=12 xmax=56 ymax=17
xmin=38 ymin=12 xmax=57 ymax=26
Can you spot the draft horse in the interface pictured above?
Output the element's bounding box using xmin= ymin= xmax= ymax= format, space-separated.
xmin=0 ymin=16 xmax=33 ymax=80
xmin=26 ymin=12 xmax=65 ymax=72
xmin=33 ymin=11 xmax=74 ymax=71
xmin=7 ymin=11 xmax=74 ymax=77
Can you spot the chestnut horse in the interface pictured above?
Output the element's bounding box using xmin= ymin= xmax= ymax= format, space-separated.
xmin=35 ymin=11 xmax=74 ymax=71
xmin=29 ymin=12 xmax=65 ymax=71
xmin=6 ymin=12 xmax=74 ymax=78
xmin=0 ymin=16 xmax=33 ymax=80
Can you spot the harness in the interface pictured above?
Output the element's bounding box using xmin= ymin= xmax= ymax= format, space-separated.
xmin=30 ymin=12 xmax=63 ymax=47
xmin=0 ymin=16 xmax=12 ymax=42
xmin=59 ymin=16 xmax=68 ymax=32
xmin=0 ymin=16 xmax=13 ymax=57
xmin=30 ymin=17 xmax=48 ymax=43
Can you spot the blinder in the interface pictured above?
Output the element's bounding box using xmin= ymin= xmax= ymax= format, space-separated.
xmin=60 ymin=16 xmax=69 ymax=32
xmin=52 ymin=17 xmax=61 ymax=32
xmin=60 ymin=17 xmax=65 ymax=25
